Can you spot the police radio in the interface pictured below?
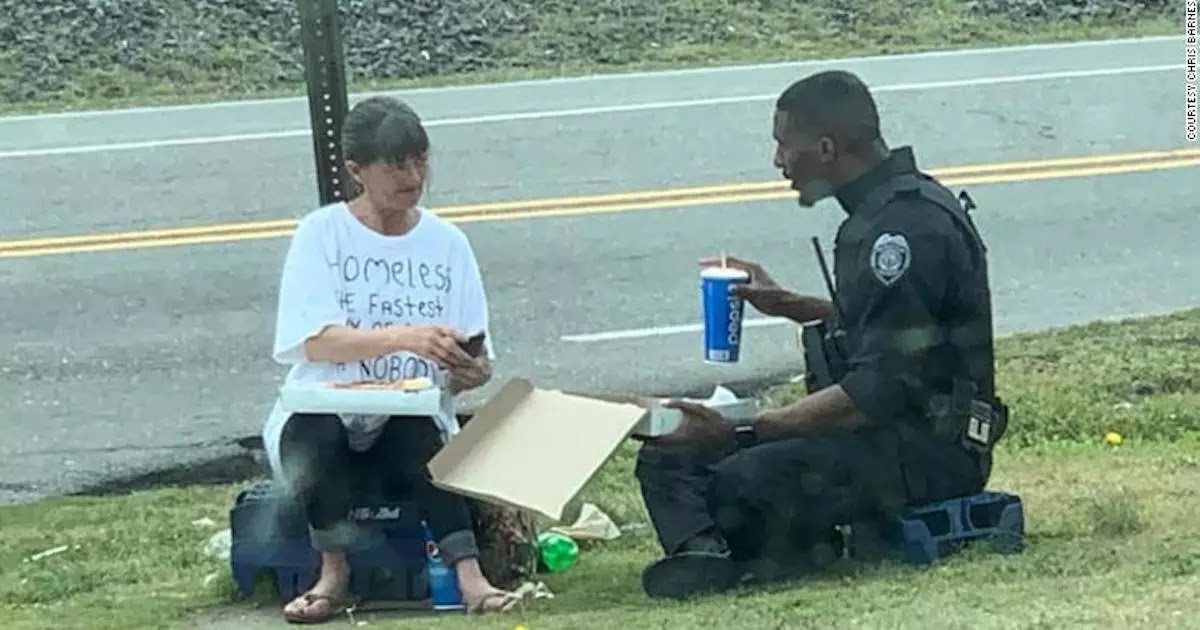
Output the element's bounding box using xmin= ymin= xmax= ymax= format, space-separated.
xmin=801 ymin=237 xmax=848 ymax=394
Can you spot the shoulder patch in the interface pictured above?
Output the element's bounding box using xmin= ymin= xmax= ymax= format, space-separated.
xmin=870 ymin=233 xmax=911 ymax=286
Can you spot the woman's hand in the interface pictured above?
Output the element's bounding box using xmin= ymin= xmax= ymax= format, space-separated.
xmin=393 ymin=325 xmax=474 ymax=371
xmin=446 ymin=356 xmax=492 ymax=394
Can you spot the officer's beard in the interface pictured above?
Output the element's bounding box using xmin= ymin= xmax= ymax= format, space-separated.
xmin=796 ymin=178 xmax=835 ymax=208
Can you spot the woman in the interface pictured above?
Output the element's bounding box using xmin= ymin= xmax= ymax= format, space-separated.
xmin=260 ymin=95 xmax=520 ymax=623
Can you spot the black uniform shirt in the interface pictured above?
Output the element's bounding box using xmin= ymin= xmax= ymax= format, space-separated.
xmin=830 ymin=146 xmax=995 ymax=428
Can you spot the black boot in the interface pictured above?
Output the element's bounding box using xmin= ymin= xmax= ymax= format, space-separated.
xmin=740 ymin=527 xmax=845 ymax=587
xmin=641 ymin=533 xmax=745 ymax=601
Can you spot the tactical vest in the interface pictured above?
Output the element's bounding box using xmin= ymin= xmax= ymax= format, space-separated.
xmin=801 ymin=170 xmax=1009 ymax=476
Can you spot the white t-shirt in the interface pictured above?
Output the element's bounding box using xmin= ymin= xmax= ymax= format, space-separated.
xmin=260 ymin=202 xmax=494 ymax=480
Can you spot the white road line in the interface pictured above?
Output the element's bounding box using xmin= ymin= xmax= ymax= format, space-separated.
xmin=0 ymin=63 xmax=1175 ymax=160
xmin=561 ymin=317 xmax=791 ymax=342
xmin=0 ymin=35 xmax=1177 ymax=123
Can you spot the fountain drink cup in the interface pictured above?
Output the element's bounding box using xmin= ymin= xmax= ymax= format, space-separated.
xmin=701 ymin=266 xmax=750 ymax=363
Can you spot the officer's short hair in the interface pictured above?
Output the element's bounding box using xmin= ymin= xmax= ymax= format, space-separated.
xmin=776 ymin=70 xmax=881 ymax=154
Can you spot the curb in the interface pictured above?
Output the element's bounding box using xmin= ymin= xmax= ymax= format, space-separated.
xmin=69 ymin=442 xmax=268 ymax=497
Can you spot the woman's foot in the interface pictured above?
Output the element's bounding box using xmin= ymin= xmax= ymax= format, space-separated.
xmin=283 ymin=552 xmax=354 ymax=624
xmin=454 ymin=556 xmax=522 ymax=614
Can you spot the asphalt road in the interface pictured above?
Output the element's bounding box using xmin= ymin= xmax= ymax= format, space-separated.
xmin=0 ymin=35 xmax=1195 ymax=505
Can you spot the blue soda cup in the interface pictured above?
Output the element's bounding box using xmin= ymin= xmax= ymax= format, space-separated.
xmin=422 ymin=522 xmax=465 ymax=612
xmin=701 ymin=266 xmax=750 ymax=363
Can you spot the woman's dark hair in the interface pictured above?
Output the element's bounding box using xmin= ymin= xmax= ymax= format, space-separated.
xmin=341 ymin=96 xmax=430 ymax=167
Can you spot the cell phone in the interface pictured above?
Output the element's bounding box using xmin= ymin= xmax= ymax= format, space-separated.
xmin=459 ymin=332 xmax=487 ymax=358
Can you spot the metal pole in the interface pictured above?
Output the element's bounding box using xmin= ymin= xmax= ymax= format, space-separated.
xmin=298 ymin=0 xmax=351 ymax=206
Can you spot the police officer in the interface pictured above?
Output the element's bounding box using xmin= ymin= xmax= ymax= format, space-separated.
xmin=634 ymin=69 xmax=1007 ymax=600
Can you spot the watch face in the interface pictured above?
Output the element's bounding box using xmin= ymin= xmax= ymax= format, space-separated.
xmin=734 ymin=425 xmax=756 ymax=448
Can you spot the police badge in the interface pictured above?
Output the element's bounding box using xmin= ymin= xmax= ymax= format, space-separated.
xmin=870 ymin=233 xmax=910 ymax=286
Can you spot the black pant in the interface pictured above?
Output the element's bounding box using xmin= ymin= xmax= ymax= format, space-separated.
xmin=635 ymin=424 xmax=983 ymax=563
xmin=278 ymin=413 xmax=477 ymax=565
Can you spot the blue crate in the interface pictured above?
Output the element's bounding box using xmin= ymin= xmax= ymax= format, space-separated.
xmin=229 ymin=481 xmax=429 ymax=602
xmin=848 ymin=490 xmax=1025 ymax=565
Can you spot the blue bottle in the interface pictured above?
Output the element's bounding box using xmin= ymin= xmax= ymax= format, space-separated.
xmin=422 ymin=522 xmax=464 ymax=611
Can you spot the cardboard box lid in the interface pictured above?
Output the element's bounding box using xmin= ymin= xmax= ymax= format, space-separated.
xmin=427 ymin=378 xmax=648 ymax=522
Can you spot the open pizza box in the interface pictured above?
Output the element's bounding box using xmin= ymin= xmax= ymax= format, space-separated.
xmin=277 ymin=379 xmax=444 ymax=416
xmin=427 ymin=378 xmax=759 ymax=522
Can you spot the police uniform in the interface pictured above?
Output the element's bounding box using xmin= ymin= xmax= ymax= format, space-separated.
xmin=635 ymin=145 xmax=1005 ymax=596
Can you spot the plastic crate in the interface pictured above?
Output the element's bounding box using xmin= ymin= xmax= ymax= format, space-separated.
xmin=848 ymin=490 xmax=1025 ymax=565
xmin=229 ymin=481 xmax=428 ymax=602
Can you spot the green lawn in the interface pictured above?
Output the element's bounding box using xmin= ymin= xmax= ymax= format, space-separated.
xmin=1 ymin=307 xmax=1198 ymax=629
xmin=0 ymin=0 xmax=1178 ymax=115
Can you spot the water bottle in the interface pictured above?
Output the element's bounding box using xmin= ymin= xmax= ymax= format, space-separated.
xmin=422 ymin=522 xmax=464 ymax=611
xmin=537 ymin=531 xmax=579 ymax=573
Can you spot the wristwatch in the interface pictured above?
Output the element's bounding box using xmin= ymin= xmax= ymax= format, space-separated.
xmin=734 ymin=424 xmax=757 ymax=449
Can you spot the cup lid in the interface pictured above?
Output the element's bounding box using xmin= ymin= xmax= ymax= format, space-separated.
xmin=700 ymin=267 xmax=750 ymax=280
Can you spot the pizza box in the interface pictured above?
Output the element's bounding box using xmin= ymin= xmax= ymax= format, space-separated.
xmin=629 ymin=385 xmax=759 ymax=437
xmin=277 ymin=380 xmax=444 ymax=416
xmin=427 ymin=379 xmax=759 ymax=522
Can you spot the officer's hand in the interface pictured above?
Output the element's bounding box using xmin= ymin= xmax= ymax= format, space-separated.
xmin=650 ymin=400 xmax=736 ymax=448
xmin=698 ymin=255 xmax=788 ymax=317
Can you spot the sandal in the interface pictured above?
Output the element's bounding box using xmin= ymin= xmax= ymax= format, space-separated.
xmin=282 ymin=590 xmax=353 ymax=624
xmin=465 ymin=590 xmax=523 ymax=614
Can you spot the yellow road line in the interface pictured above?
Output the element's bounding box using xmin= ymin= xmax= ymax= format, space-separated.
xmin=1 ymin=229 xmax=303 ymax=258
xmin=448 ymin=157 xmax=1200 ymax=224
xmin=1 ymin=220 xmax=299 ymax=249
xmin=2 ymin=148 xmax=1197 ymax=259
xmin=940 ymin=156 xmax=1200 ymax=185
xmin=929 ymin=147 xmax=1200 ymax=175
xmin=435 ymin=147 xmax=1200 ymax=217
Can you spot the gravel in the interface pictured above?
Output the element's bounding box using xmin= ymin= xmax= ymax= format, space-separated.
xmin=0 ymin=0 xmax=1174 ymax=106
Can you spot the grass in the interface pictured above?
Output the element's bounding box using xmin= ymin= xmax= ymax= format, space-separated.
xmin=1 ymin=307 xmax=1199 ymax=629
xmin=0 ymin=2 xmax=1178 ymax=115
xmin=763 ymin=308 xmax=1200 ymax=447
